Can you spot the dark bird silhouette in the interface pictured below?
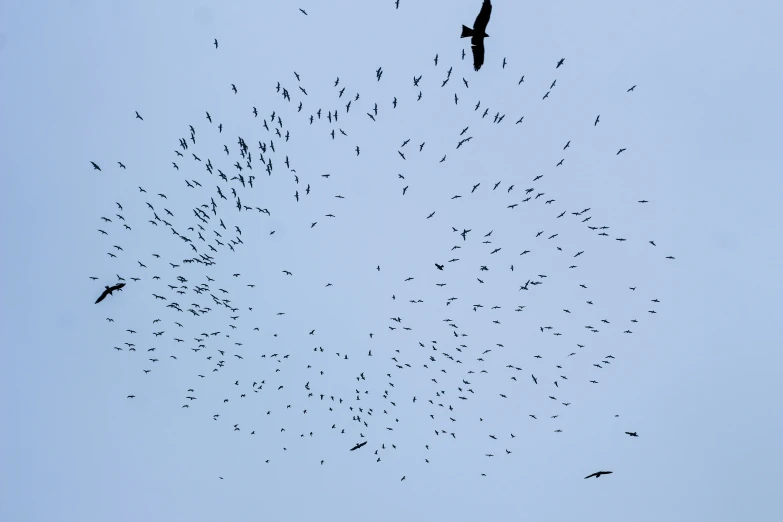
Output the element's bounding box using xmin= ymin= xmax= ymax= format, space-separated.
xmin=350 ymin=441 xmax=368 ymax=451
xmin=461 ymin=0 xmax=492 ymax=71
xmin=584 ymin=471 xmax=613 ymax=479
xmin=95 ymin=283 xmax=126 ymax=304
xmin=625 ymin=431 xmax=639 ymax=437
xmin=90 ymin=161 xmax=101 ymax=171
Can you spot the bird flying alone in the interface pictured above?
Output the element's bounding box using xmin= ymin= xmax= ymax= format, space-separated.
xmin=584 ymin=471 xmax=613 ymax=479
xmin=95 ymin=283 xmax=126 ymax=304
xmin=461 ymin=0 xmax=492 ymax=71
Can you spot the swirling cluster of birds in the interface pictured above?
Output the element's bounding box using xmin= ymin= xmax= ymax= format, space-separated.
xmin=89 ymin=1 xmax=669 ymax=482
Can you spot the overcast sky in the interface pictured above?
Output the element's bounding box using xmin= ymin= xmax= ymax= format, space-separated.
xmin=2 ymin=1 xmax=783 ymax=521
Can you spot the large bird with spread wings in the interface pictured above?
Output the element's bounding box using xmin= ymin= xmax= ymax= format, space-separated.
xmin=94 ymin=282 xmax=125 ymax=304
xmin=461 ymin=0 xmax=492 ymax=71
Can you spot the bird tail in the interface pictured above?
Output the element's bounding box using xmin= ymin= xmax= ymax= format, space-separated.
xmin=461 ymin=25 xmax=474 ymax=38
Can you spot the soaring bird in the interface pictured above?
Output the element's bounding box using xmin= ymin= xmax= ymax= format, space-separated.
xmin=95 ymin=283 xmax=126 ymax=304
xmin=584 ymin=471 xmax=613 ymax=479
xmin=349 ymin=441 xmax=368 ymax=451
xmin=461 ymin=0 xmax=492 ymax=71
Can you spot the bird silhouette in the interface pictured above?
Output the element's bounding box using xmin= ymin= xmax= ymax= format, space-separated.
xmin=95 ymin=283 xmax=126 ymax=304
xmin=461 ymin=1 xmax=492 ymax=71
xmin=584 ymin=471 xmax=613 ymax=479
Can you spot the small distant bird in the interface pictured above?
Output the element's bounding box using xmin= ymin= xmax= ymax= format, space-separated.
xmin=299 ymin=8 xmax=308 ymax=15
xmin=214 ymin=39 xmax=218 ymax=48
xmin=135 ymin=111 xmax=143 ymax=120
xmin=625 ymin=431 xmax=639 ymax=437
xmin=350 ymin=441 xmax=368 ymax=451
xmin=627 ymin=85 xmax=636 ymax=92
xmin=584 ymin=471 xmax=613 ymax=479
xmin=90 ymin=162 xmax=101 ymax=171
xmin=461 ymin=0 xmax=492 ymax=71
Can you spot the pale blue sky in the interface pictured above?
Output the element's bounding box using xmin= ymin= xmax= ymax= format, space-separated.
xmin=2 ymin=1 xmax=782 ymax=521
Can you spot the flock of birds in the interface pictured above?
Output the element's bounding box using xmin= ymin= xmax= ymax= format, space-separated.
xmin=89 ymin=1 xmax=671 ymax=482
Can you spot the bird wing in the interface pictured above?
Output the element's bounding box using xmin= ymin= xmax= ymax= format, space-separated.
xmin=474 ymin=0 xmax=492 ymax=32
xmin=471 ymin=38 xmax=485 ymax=71
xmin=95 ymin=288 xmax=109 ymax=304
xmin=584 ymin=472 xmax=598 ymax=479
